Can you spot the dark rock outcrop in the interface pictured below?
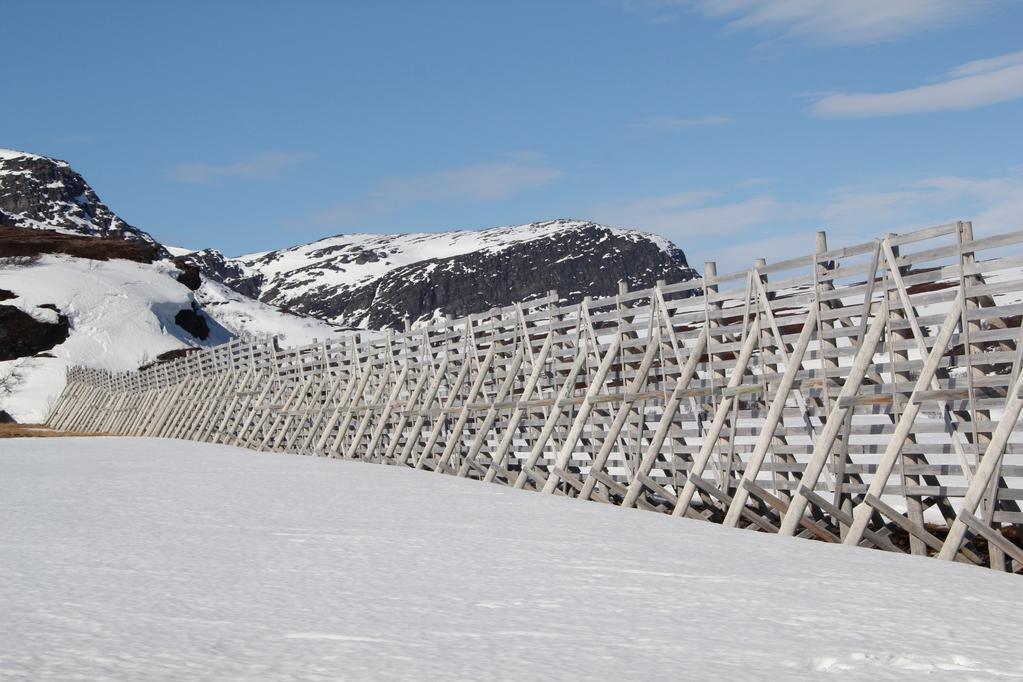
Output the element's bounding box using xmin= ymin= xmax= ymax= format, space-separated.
xmin=173 ymin=259 xmax=202 ymax=291
xmin=174 ymin=303 xmax=210 ymax=340
xmin=0 ymin=304 xmax=70 ymax=361
xmin=175 ymin=249 xmax=263 ymax=298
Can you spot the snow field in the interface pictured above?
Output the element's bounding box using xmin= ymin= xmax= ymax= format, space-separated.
xmin=1 ymin=438 xmax=1021 ymax=681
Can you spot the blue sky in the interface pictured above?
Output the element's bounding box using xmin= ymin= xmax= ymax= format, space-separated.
xmin=3 ymin=0 xmax=1022 ymax=268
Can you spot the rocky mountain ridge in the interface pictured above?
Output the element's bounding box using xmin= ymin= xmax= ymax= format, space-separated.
xmin=0 ymin=149 xmax=165 ymax=255
xmin=188 ymin=219 xmax=698 ymax=329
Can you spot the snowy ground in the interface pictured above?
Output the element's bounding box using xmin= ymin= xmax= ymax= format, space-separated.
xmin=1 ymin=438 xmax=1021 ymax=681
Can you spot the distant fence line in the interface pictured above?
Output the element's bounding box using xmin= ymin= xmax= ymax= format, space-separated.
xmin=50 ymin=221 xmax=1023 ymax=573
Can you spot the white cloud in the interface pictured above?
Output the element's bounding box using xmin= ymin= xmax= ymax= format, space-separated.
xmin=812 ymin=51 xmax=1023 ymax=117
xmin=914 ymin=175 xmax=1023 ymax=232
xmin=169 ymin=152 xmax=314 ymax=184
xmin=630 ymin=115 xmax=731 ymax=132
xmin=376 ymin=161 xmax=563 ymax=203
xmin=948 ymin=49 xmax=1023 ymax=77
xmin=587 ymin=169 xmax=1023 ymax=270
xmin=289 ymin=156 xmax=564 ymax=231
xmin=619 ymin=0 xmax=985 ymax=45
xmin=590 ymin=191 xmax=790 ymax=236
xmin=815 ymin=186 xmax=935 ymax=225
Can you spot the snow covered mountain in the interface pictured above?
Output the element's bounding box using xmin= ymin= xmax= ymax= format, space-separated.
xmin=0 ymin=148 xmax=344 ymax=422
xmin=190 ymin=219 xmax=698 ymax=329
xmin=0 ymin=149 xmax=163 ymax=252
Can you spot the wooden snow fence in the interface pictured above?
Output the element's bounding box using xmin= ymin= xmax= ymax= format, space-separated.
xmin=49 ymin=221 xmax=1023 ymax=573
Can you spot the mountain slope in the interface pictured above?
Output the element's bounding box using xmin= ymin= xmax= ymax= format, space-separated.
xmin=0 ymin=149 xmax=162 ymax=251
xmin=194 ymin=219 xmax=698 ymax=329
xmin=0 ymin=254 xmax=342 ymax=422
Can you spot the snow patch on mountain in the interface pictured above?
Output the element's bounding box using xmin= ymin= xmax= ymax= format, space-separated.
xmin=194 ymin=277 xmax=343 ymax=343
xmin=163 ymin=244 xmax=197 ymax=257
xmin=0 ymin=254 xmax=342 ymax=422
xmin=0 ymin=148 xmax=47 ymax=161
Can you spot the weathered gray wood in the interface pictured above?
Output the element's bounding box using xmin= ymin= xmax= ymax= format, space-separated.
xmin=543 ymin=332 xmax=624 ymax=493
xmin=672 ymin=322 xmax=761 ymax=517
xmin=844 ymin=297 xmax=964 ymax=546
xmin=959 ymin=510 xmax=1023 ymax=568
xmin=724 ymin=307 xmax=818 ymax=527
xmin=513 ymin=341 xmax=591 ymax=490
xmin=620 ymin=327 xmax=709 ymax=507
xmin=939 ymin=366 xmax=1023 ymax=561
xmin=778 ymin=311 xmax=887 ymax=536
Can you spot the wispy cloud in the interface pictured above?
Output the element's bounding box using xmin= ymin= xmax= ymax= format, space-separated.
xmin=168 ymin=151 xmax=315 ymax=184
xmin=619 ymin=0 xmax=988 ymax=46
xmin=288 ymin=155 xmax=564 ymax=231
xmin=375 ymin=160 xmax=563 ymax=203
xmin=948 ymin=49 xmax=1023 ymax=77
xmin=590 ymin=190 xmax=784 ymax=237
xmin=811 ymin=49 xmax=1023 ymax=117
xmin=587 ymin=168 xmax=1023 ymax=270
xmin=629 ymin=114 xmax=731 ymax=133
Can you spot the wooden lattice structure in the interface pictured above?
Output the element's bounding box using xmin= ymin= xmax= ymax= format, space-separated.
xmin=49 ymin=221 xmax=1023 ymax=572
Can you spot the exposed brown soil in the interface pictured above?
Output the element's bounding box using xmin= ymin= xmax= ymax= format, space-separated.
xmin=0 ymin=226 xmax=161 ymax=263
xmin=139 ymin=347 xmax=202 ymax=371
xmin=0 ymin=423 xmax=108 ymax=438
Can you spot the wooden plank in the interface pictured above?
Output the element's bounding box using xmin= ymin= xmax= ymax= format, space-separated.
xmin=512 ymin=340 xmax=591 ymax=489
xmin=724 ymin=308 xmax=818 ymax=527
xmin=939 ymin=367 xmax=1023 ymax=560
xmin=673 ymin=320 xmax=764 ymax=516
xmin=796 ymin=485 xmax=903 ymax=553
xmin=777 ymin=311 xmax=887 ymax=536
xmin=543 ymin=332 xmax=624 ymax=493
xmin=864 ymin=494 xmax=945 ymax=554
xmin=741 ymin=479 xmax=837 ymax=541
xmin=844 ymin=298 xmax=964 ymax=547
xmin=959 ymin=510 xmax=1023 ymax=569
xmin=579 ymin=327 xmax=664 ymax=500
